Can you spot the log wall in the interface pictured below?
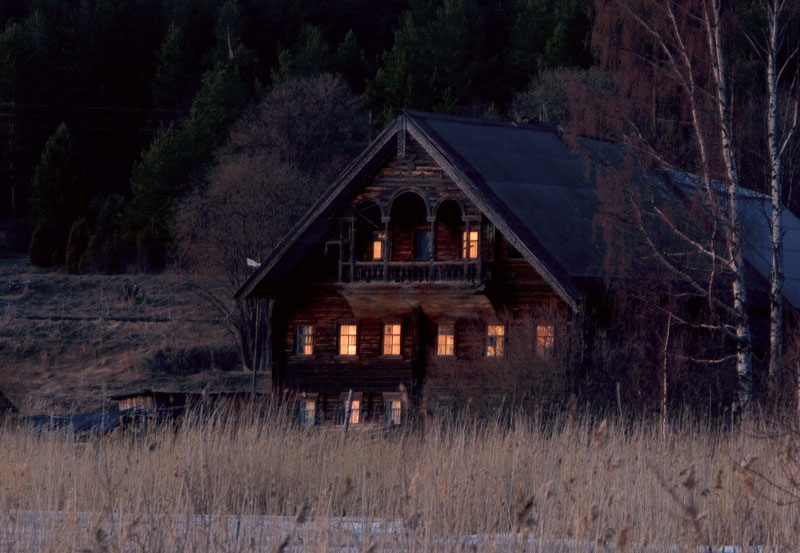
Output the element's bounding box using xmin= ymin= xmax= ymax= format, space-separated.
xmin=273 ymin=137 xmax=570 ymax=417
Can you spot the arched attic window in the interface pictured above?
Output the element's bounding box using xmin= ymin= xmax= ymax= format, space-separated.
xmin=389 ymin=192 xmax=430 ymax=261
xmin=355 ymin=200 xmax=384 ymax=261
xmin=435 ymin=199 xmax=463 ymax=261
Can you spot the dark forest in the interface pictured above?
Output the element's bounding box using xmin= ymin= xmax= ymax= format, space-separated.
xmin=0 ymin=0 xmax=797 ymax=276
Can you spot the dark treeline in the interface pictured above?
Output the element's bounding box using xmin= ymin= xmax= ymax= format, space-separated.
xmin=2 ymin=0 xmax=796 ymax=277
xmin=0 ymin=0 xmax=591 ymax=271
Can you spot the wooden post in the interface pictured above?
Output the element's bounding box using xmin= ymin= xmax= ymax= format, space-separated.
xmin=252 ymin=299 xmax=260 ymax=397
xmin=343 ymin=389 xmax=353 ymax=437
xmin=463 ymin=220 xmax=470 ymax=277
xmin=349 ymin=221 xmax=356 ymax=264
xmin=428 ymin=216 xmax=436 ymax=280
xmin=383 ymin=217 xmax=391 ymax=281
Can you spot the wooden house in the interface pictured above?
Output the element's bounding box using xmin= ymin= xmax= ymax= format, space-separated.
xmin=236 ymin=111 xmax=800 ymax=423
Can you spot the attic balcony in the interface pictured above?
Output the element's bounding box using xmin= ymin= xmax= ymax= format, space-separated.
xmin=339 ymin=259 xmax=484 ymax=286
xmin=333 ymin=192 xmax=488 ymax=288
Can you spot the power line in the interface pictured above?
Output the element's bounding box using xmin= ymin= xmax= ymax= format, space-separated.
xmin=0 ymin=101 xmax=185 ymax=116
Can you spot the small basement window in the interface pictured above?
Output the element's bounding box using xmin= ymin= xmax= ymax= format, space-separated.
xmin=383 ymin=323 xmax=401 ymax=355
xmin=339 ymin=324 xmax=358 ymax=356
xmin=295 ymin=325 xmax=314 ymax=355
xmin=536 ymin=325 xmax=555 ymax=354
xmin=299 ymin=399 xmax=316 ymax=426
xmin=437 ymin=323 xmax=455 ymax=356
xmin=385 ymin=397 xmax=402 ymax=425
xmin=349 ymin=399 xmax=361 ymax=424
xmin=486 ymin=325 xmax=505 ymax=357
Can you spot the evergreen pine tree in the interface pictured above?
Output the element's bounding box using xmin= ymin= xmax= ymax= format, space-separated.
xmin=28 ymin=123 xmax=90 ymax=266
xmin=151 ymin=23 xmax=197 ymax=108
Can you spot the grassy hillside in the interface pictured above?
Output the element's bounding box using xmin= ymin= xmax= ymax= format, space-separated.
xmin=0 ymin=254 xmax=254 ymax=415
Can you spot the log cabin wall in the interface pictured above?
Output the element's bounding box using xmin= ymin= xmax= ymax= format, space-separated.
xmin=275 ymin=289 xmax=416 ymax=394
xmin=271 ymin=136 xmax=573 ymax=421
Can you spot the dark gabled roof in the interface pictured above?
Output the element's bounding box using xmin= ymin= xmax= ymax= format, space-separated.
xmin=406 ymin=111 xmax=608 ymax=281
xmin=236 ymin=111 xmax=601 ymax=309
xmin=236 ymin=110 xmax=800 ymax=310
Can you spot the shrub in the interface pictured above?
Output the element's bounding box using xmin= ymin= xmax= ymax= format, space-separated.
xmin=27 ymin=222 xmax=53 ymax=267
xmin=143 ymin=345 xmax=239 ymax=375
xmin=65 ymin=218 xmax=90 ymax=274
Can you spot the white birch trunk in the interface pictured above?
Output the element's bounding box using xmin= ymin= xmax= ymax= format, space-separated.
xmin=706 ymin=0 xmax=753 ymax=404
xmin=766 ymin=0 xmax=784 ymax=406
xmin=661 ymin=312 xmax=672 ymax=441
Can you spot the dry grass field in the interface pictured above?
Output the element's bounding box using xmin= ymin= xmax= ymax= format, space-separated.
xmin=3 ymin=254 xmax=800 ymax=551
xmin=0 ymin=254 xmax=251 ymax=414
xmin=2 ymin=409 xmax=800 ymax=551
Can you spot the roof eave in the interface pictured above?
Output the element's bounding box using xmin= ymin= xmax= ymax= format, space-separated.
xmin=234 ymin=121 xmax=400 ymax=302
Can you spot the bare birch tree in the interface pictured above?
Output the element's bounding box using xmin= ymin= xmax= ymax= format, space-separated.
xmin=750 ymin=0 xmax=799 ymax=406
xmin=590 ymin=0 xmax=757 ymax=405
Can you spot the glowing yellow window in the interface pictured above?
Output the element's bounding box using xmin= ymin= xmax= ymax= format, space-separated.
xmin=536 ymin=325 xmax=555 ymax=354
xmin=387 ymin=399 xmax=402 ymax=425
xmin=383 ymin=324 xmax=401 ymax=355
xmin=372 ymin=231 xmax=385 ymax=260
xmin=295 ymin=325 xmax=313 ymax=355
xmin=349 ymin=399 xmax=361 ymax=424
xmin=486 ymin=325 xmax=505 ymax=357
xmin=437 ymin=323 xmax=455 ymax=356
xmin=461 ymin=230 xmax=479 ymax=259
xmin=339 ymin=324 xmax=357 ymax=355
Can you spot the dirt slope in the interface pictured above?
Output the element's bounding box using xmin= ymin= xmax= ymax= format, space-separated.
xmin=0 ymin=254 xmax=255 ymax=414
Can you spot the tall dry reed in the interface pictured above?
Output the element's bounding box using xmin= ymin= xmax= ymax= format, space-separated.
xmin=1 ymin=407 xmax=799 ymax=551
